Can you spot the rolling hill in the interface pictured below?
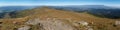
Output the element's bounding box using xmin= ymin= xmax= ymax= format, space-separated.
xmin=49 ymin=5 xmax=120 ymax=19
xmin=0 ymin=5 xmax=120 ymax=19
xmin=0 ymin=7 xmax=120 ymax=30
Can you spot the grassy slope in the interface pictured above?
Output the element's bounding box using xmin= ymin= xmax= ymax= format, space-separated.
xmin=0 ymin=7 xmax=120 ymax=30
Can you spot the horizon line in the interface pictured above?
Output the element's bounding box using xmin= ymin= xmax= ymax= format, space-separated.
xmin=0 ymin=4 xmax=120 ymax=7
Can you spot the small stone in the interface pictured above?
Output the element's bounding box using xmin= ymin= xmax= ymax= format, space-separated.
xmin=18 ymin=25 xmax=31 ymax=30
xmin=115 ymin=21 xmax=120 ymax=25
xmin=78 ymin=21 xmax=89 ymax=26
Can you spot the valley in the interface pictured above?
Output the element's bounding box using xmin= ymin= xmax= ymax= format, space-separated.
xmin=0 ymin=6 xmax=120 ymax=30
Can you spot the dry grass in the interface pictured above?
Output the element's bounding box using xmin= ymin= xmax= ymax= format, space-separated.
xmin=0 ymin=7 xmax=120 ymax=30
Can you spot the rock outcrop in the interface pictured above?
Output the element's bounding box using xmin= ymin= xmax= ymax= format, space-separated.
xmin=22 ymin=18 xmax=77 ymax=30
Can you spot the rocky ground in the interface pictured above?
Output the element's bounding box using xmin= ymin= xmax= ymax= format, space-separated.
xmin=0 ymin=7 xmax=120 ymax=30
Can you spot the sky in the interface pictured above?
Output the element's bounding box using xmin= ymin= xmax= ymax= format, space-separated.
xmin=0 ymin=0 xmax=120 ymax=7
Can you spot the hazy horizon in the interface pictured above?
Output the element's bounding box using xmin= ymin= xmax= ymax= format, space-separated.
xmin=0 ymin=0 xmax=120 ymax=7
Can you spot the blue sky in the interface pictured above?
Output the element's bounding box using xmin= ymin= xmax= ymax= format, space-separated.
xmin=0 ymin=0 xmax=120 ymax=7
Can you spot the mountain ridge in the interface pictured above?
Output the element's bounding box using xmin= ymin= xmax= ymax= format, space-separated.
xmin=0 ymin=7 xmax=120 ymax=30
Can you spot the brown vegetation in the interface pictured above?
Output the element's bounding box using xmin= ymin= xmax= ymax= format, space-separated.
xmin=0 ymin=7 xmax=120 ymax=30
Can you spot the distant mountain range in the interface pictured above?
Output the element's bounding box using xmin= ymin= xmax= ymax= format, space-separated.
xmin=0 ymin=5 xmax=120 ymax=13
xmin=0 ymin=6 xmax=38 ymax=13
xmin=0 ymin=6 xmax=39 ymax=18
xmin=49 ymin=5 xmax=120 ymax=19
xmin=0 ymin=5 xmax=120 ymax=19
xmin=49 ymin=5 xmax=120 ymax=11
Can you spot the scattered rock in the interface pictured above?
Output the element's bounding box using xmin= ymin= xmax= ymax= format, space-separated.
xmin=24 ymin=18 xmax=95 ymax=30
xmin=73 ymin=21 xmax=93 ymax=30
xmin=38 ymin=18 xmax=76 ymax=30
xmin=87 ymin=28 xmax=93 ymax=30
xmin=87 ymin=26 xmax=93 ymax=30
xmin=18 ymin=25 xmax=31 ymax=30
xmin=115 ymin=21 xmax=120 ymax=25
xmin=74 ymin=21 xmax=89 ymax=26
xmin=25 ymin=18 xmax=77 ymax=30
xmin=25 ymin=18 xmax=40 ymax=25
